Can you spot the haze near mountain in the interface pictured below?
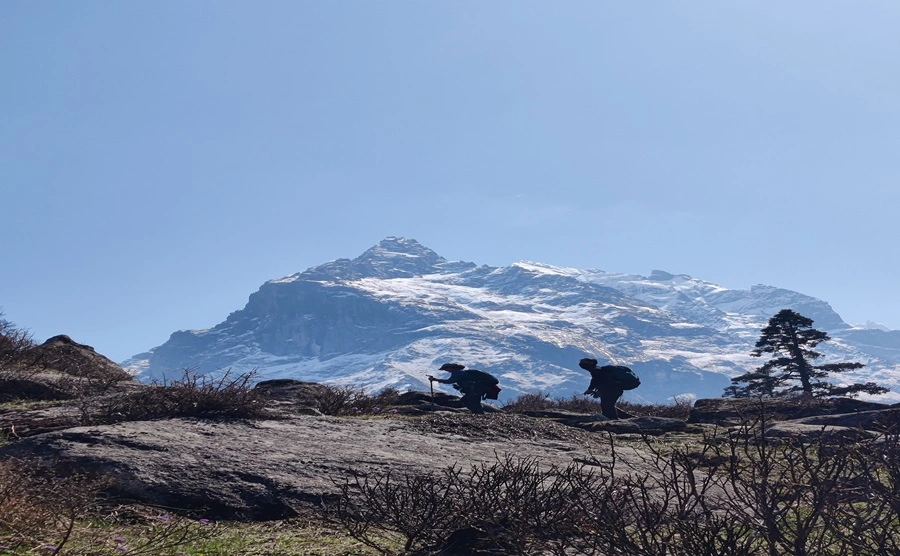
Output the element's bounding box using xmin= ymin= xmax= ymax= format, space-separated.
xmin=124 ymin=238 xmax=900 ymax=403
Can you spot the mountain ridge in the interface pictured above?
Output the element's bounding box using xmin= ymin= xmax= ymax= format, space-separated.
xmin=124 ymin=237 xmax=900 ymax=403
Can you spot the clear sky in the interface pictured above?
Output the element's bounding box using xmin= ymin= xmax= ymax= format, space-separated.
xmin=2 ymin=2 xmax=899 ymax=363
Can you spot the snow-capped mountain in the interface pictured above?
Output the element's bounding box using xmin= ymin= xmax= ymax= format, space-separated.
xmin=123 ymin=237 xmax=900 ymax=403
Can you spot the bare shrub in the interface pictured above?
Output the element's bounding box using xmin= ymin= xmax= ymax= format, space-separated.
xmin=0 ymin=312 xmax=42 ymax=401
xmin=329 ymin=421 xmax=900 ymax=555
xmin=330 ymin=455 xmax=590 ymax=555
xmin=451 ymin=454 xmax=582 ymax=554
xmin=331 ymin=468 xmax=459 ymax=552
xmin=82 ymin=369 xmax=268 ymax=424
xmin=317 ymin=385 xmax=403 ymax=416
xmin=0 ymin=311 xmax=36 ymax=370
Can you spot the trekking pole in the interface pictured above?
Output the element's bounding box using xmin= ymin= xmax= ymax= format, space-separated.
xmin=429 ymin=377 xmax=435 ymax=410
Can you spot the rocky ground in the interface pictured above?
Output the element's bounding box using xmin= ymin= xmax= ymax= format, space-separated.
xmin=2 ymin=374 xmax=898 ymax=522
xmin=1 ymin=403 xmax=654 ymax=519
xmin=2 ymin=340 xmax=899 ymax=524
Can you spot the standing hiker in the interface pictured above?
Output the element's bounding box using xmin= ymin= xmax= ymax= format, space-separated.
xmin=579 ymin=357 xmax=640 ymax=419
xmin=428 ymin=363 xmax=500 ymax=414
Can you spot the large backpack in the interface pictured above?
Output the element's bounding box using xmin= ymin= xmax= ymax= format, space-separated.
xmin=458 ymin=369 xmax=501 ymax=399
xmin=462 ymin=369 xmax=499 ymax=385
xmin=602 ymin=365 xmax=641 ymax=390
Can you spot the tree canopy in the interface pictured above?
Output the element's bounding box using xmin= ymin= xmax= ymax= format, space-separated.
xmin=726 ymin=309 xmax=888 ymax=398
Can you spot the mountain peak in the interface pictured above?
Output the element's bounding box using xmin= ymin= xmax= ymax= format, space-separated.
xmin=350 ymin=237 xmax=446 ymax=278
xmin=648 ymin=270 xmax=693 ymax=282
xmin=358 ymin=237 xmax=443 ymax=261
xmin=279 ymin=238 xmax=448 ymax=282
xmin=286 ymin=237 xmax=439 ymax=280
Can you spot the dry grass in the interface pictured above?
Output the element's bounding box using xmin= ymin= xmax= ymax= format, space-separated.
xmin=0 ymin=454 xmax=385 ymax=555
xmin=0 ymin=457 xmax=102 ymax=553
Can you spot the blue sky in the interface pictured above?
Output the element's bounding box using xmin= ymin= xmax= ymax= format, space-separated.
xmin=2 ymin=2 xmax=899 ymax=362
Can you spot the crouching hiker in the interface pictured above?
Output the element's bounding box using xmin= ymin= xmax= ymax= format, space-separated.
xmin=428 ymin=363 xmax=501 ymax=414
xmin=579 ymin=357 xmax=641 ymax=420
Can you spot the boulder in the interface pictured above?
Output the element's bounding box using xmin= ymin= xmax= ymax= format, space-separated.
xmin=689 ymin=396 xmax=889 ymax=426
xmin=253 ymin=379 xmax=330 ymax=406
xmin=396 ymin=390 xmax=504 ymax=413
xmin=397 ymin=389 xmax=466 ymax=408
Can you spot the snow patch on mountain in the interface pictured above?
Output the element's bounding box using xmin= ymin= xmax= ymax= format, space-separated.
xmin=123 ymin=237 xmax=900 ymax=404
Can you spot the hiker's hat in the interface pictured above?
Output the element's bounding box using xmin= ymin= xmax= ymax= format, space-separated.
xmin=439 ymin=363 xmax=465 ymax=371
xmin=579 ymin=358 xmax=598 ymax=370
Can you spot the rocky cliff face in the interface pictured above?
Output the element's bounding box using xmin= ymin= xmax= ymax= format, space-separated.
xmin=124 ymin=237 xmax=900 ymax=403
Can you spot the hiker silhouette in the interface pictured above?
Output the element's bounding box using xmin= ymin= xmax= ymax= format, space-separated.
xmin=579 ymin=358 xmax=640 ymax=419
xmin=428 ymin=363 xmax=500 ymax=414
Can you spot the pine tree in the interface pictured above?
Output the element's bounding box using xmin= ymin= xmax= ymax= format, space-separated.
xmin=726 ymin=308 xmax=889 ymax=398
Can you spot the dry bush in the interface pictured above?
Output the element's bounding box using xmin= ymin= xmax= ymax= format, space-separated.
xmin=329 ymin=455 xmax=581 ymax=555
xmin=317 ymin=385 xmax=402 ymax=416
xmin=449 ymin=454 xmax=582 ymax=554
xmin=81 ymin=369 xmax=268 ymax=424
xmin=0 ymin=312 xmax=43 ymax=401
xmin=329 ymin=422 xmax=900 ymax=555
xmin=503 ymin=392 xmax=694 ymax=419
xmin=330 ymin=468 xmax=459 ymax=552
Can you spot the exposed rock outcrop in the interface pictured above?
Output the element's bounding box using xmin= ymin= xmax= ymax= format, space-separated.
xmin=4 ymin=386 xmax=900 ymax=522
xmin=0 ymin=414 xmax=651 ymax=520
xmin=35 ymin=335 xmax=132 ymax=381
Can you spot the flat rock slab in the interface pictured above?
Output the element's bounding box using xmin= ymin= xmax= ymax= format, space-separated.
xmin=762 ymin=422 xmax=878 ymax=443
xmin=1 ymin=413 xmax=650 ymax=520
xmin=578 ymin=416 xmax=689 ymax=435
